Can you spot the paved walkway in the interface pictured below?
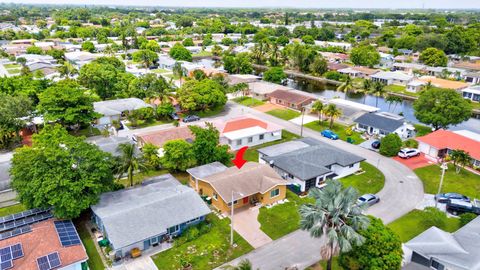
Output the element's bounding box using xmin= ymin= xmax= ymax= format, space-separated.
xmin=232 ymin=206 xmax=272 ymax=248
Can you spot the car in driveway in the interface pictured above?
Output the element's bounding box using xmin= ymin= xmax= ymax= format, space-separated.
xmin=435 ymin=192 xmax=470 ymax=203
xmin=371 ymin=140 xmax=381 ymax=149
xmin=320 ymin=130 xmax=339 ymax=140
xmin=182 ymin=115 xmax=200 ymax=123
xmin=446 ymin=199 xmax=480 ymax=215
xmin=397 ymin=148 xmax=420 ymax=159
xmin=357 ymin=194 xmax=380 ymax=207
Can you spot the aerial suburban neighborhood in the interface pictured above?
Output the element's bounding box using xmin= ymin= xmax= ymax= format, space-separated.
xmin=0 ymin=1 xmax=480 ymax=270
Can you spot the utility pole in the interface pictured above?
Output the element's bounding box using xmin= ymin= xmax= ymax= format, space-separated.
xmin=435 ymin=163 xmax=448 ymax=208
xmin=300 ymin=107 xmax=305 ymax=137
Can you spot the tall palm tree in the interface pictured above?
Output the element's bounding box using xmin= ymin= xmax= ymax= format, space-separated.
xmin=173 ymin=62 xmax=187 ymax=86
xmin=116 ymin=143 xmax=146 ymax=187
xmin=233 ymin=82 xmax=249 ymax=97
xmin=299 ymin=180 xmax=369 ymax=270
xmin=268 ymin=41 xmax=282 ymax=67
xmin=323 ymin=104 xmax=342 ymax=129
xmin=450 ymin=149 xmax=471 ymax=174
xmin=337 ymin=76 xmax=354 ymax=99
xmin=370 ymin=81 xmax=387 ymax=108
xmin=358 ymin=79 xmax=372 ymax=104
xmin=311 ymin=100 xmax=324 ymax=123
xmin=385 ymin=95 xmax=403 ymax=113
xmin=222 ymin=259 xmax=253 ymax=270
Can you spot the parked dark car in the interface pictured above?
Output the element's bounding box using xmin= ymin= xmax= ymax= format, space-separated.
xmin=169 ymin=112 xmax=180 ymax=121
xmin=357 ymin=194 xmax=380 ymax=207
xmin=446 ymin=199 xmax=480 ymax=215
xmin=371 ymin=140 xmax=381 ymax=149
xmin=182 ymin=115 xmax=200 ymax=123
xmin=435 ymin=193 xmax=470 ymax=203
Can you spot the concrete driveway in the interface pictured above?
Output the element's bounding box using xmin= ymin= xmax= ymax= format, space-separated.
xmin=111 ymin=256 xmax=158 ymax=270
xmin=232 ymin=206 xmax=272 ymax=248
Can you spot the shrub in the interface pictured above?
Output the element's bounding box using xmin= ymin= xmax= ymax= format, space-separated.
xmin=324 ymin=71 xmax=346 ymax=81
xmin=459 ymin=213 xmax=477 ymax=227
xmin=185 ymin=226 xmax=200 ymax=242
xmin=133 ymin=107 xmax=155 ymax=121
xmin=345 ymin=127 xmax=353 ymax=136
xmin=380 ymin=133 xmax=402 ymax=157
xmin=421 ymin=207 xmax=446 ymax=229
xmin=403 ymin=139 xmax=419 ymax=148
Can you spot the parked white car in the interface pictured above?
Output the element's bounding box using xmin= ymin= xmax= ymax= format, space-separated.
xmin=398 ymin=148 xmax=420 ymax=159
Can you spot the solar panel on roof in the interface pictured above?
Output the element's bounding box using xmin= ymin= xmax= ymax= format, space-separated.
xmin=11 ymin=244 xmax=23 ymax=259
xmin=37 ymin=255 xmax=49 ymax=270
xmin=54 ymin=220 xmax=81 ymax=247
xmin=36 ymin=252 xmax=61 ymax=270
xmin=0 ymin=260 xmax=12 ymax=270
xmin=47 ymin=253 xmax=61 ymax=268
xmin=0 ymin=246 xmax=12 ymax=262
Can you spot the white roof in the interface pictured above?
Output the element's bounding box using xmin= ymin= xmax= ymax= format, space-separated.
xmin=248 ymin=81 xmax=292 ymax=94
xmin=371 ymin=71 xmax=413 ymax=81
xmin=408 ymin=80 xmax=427 ymax=87
xmin=463 ymin=86 xmax=480 ymax=95
xmin=94 ymin=98 xmax=151 ymax=116
xmin=453 ymin=130 xmax=480 ymax=142
xmin=223 ymin=126 xmax=269 ymax=140
xmin=329 ymin=98 xmax=380 ymax=112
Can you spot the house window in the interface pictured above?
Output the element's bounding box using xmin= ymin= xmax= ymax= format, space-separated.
xmin=270 ymin=188 xmax=280 ymax=198
xmin=430 ymin=260 xmax=441 ymax=269
xmin=349 ymin=164 xmax=354 ymax=168
xmin=236 ymin=139 xmax=242 ymax=146
xmin=227 ymin=200 xmax=238 ymax=206
xmin=259 ymin=134 xmax=264 ymax=140
xmin=168 ymin=225 xmax=179 ymax=234
xmin=248 ymin=137 xmax=253 ymax=143
xmin=213 ymin=193 xmax=218 ymax=200
xmin=187 ymin=217 xmax=200 ymax=224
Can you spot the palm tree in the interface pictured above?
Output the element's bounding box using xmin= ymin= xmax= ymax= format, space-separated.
xmin=311 ymin=100 xmax=324 ymax=123
xmin=58 ymin=62 xmax=78 ymax=78
xmin=173 ymin=62 xmax=187 ymax=86
xmin=222 ymin=259 xmax=253 ymax=270
xmin=358 ymin=79 xmax=372 ymax=104
xmin=450 ymin=149 xmax=471 ymax=174
xmin=116 ymin=143 xmax=146 ymax=187
xmin=323 ymin=104 xmax=342 ymax=129
xmin=385 ymin=95 xmax=403 ymax=113
xmin=370 ymin=81 xmax=387 ymax=108
xmin=337 ymin=76 xmax=354 ymax=99
xmin=268 ymin=41 xmax=282 ymax=67
xmin=299 ymin=180 xmax=369 ymax=270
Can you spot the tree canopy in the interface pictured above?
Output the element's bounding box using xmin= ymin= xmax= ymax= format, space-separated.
xmin=419 ymin=47 xmax=448 ymax=67
xmin=350 ymin=45 xmax=380 ymax=67
xmin=169 ymin=43 xmax=192 ymax=61
xmin=223 ymin=53 xmax=253 ymax=74
xmin=189 ymin=123 xmax=231 ymax=166
xmin=263 ymin=67 xmax=286 ymax=84
xmin=176 ymin=79 xmax=227 ymax=112
xmin=380 ymin=133 xmax=402 ymax=157
xmin=0 ymin=93 xmax=32 ymax=149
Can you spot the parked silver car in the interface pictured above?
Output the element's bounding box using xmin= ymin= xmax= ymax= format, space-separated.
xmin=398 ymin=148 xmax=420 ymax=159
xmin=357 ymin=194 xmax=380 ymax=207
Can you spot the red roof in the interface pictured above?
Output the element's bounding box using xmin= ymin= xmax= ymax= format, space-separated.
xmin=416 ymin=130 xmax=480 ymax=160
xmin=0 ymin=219 xmax=88 ymax=270
xmin=223 ymin=118 xmax=268 ymax=133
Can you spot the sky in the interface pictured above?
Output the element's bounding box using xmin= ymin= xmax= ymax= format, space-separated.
xmin=0 ymin=0 xmax=479 ymax=9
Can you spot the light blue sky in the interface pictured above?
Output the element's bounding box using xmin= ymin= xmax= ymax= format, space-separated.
xmin=1 ymin=0 xmax=479 ymax=9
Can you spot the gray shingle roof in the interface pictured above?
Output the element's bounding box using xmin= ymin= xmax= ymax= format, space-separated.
xmin=260 ymin=138 xmax=364 ymax=181
xmin=91 ymin=174 xmax=210 ymax=249
xmin=354 ymin=112 xmax=404 ymax=133
xmin=186 ymin=161 xmax=228 ymax=179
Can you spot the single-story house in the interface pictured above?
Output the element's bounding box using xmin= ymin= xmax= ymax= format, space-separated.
xmin=452 ymin=61 xmax=480 ymax=72
xmin=227 ymin=74 xmax=261 ymax=86
xmin=354 ymin=112 xmax=415 ymax=139
xmin=404 ymin=216 xmax=480 ymax=270
xmin=406 ymin=80 xmax=427 ymax=93
xmin=370 ymin=71 xmax=413 ymax=86
xmin=462 ymin=85 xmax=480 ymax=102
xmin=267 ymin=89 xmax=317 ymax=110
xmin=215 ymin=116 xmax=282 ymax=150
xmin=157 ymin=55 xmax=176 ymax=70
xmin=319 ymin=52 xmax=349 ymax=63
xmin=424 ymin=66 xmax=466 ymax=79
xmin=0 ymin=212 xmax=88 ymax=270
xmin=314 ymin=41 xmax=352 ymax=51
xmin=91 ymin=174 xmax=210 ymax=258
xmin=416 ymin=76 xmax=469 ymax=91
xmin=393 ymin=62 xmax=426 ymax=74
xmin=87 ymin=136 xmax=137 ymax=157
xmin=338 ymin=66 xmax=379 ymax=79
xmin=64 ymin=51 xmax=98 ymax=67
xmin=416 ymin=129 xmax=480 ymax=167
xmin=248 ymin=81 xmax=292 ymax=100
xmin=258 ymin=138 xmax=365 ymax=193
xmin=94 ymin=98 xmax=152 ymax=127
xmin=463 ymin=72 xmax=480 ymax=84
xmin=327 ymin=62 xmax=349 ymax=71
xmin=134 ymin=126 xmax=194 ymax=155
xmin=186 ymin=162 xmax=288 ymax=213
xmin=377 ymin=52 xmax=394 ymax=69
xmin=16 ymin=53 xmax=56 ymax=64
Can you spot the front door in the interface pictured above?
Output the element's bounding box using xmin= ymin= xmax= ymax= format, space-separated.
xmin=243 ymin=197 xmax=249 ymax=204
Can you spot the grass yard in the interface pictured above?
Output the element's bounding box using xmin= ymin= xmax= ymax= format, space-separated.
xmin=117 ymin=170 xmax=191 ymax=187
xmin=304 ymin=120 xmax=365 ymax=145
xmin=3 ymin=63 xmax=20 ymax=69
xmin=192 ymin=51 xmax=213 ymax=57
xmin=152 ymin=214 xmax=253 ymax=270
xmin=414 ymin=124 xmax=433 ymax=137
xmin=75 ymin=220 xmax=106 ymax=270
xmin=6 ymin=69 xmax=20 ymax=75
xmin=339 ymin=162 xmax=385 ymax=195
xmin=415 ymin=164 xmax=480 ymax=199
xmin=266 ymin=108 xmax=301 ymax=120
xmin=388 ymin=209 xmax=461 ymax=242
xmin=0 ymin=204 xmax=26 ymax=217
xmin=127 ymin=119 xmax=172 ymax=129
xmin=151 ymin=68 xmax=170 ymax=74
xmin=258 ymin=190 xmax=314 ymax=240
xmin=232 ymin=96 xmax=265 ymax=107
xmin=242 ymin=130 xmax=300 ymax=162
xmin=193 ymin=105 xmax=225 ymax=118
xmin=384 ymin=84 xmax=418 ymax=97
xmin=70 ymin=127 xmax=101 ymax=137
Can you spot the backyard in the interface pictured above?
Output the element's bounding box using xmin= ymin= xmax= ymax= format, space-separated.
xmin=266 ymin=108 xmax=301 ymax=120
xmin=152 ymin=214 xmax=253 ymax=269
xmin=232 ymin=96 xmax=265 ymax=107
xmin=304 ymin=120 xmax=364 ymax=145
xmin=75 ymin=218 xmax=106 ymax=270
xmin=415 ymin=164 xmax=480 ymax=199
xmin=117 ymin=170 xmax=190 ymax=187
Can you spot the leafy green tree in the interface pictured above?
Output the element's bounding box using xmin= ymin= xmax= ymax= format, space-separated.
xmin=156 ymin=102 xmax=175 ymax=119
xmin=263 ymin=67 xmax=286 ymax=84
xmin=339 ymin=217 xmax=402 ymax=270
xmin=132 ymin=49 xmax=158 ymax=68
xmin=379 ymin=133 xmax=402 ymax=157
xmin=223 ymin=53 xmax=253 ymax=74
xmin=300 ymin=180 xmax=369 ymax=270
xmin=161 ymin=139 xmax=196 ymax=171
xmin=81 ymin=41 xmax=95 ymax=53
xmin=124 ymin=73 xmax=171 ymax=100
xmin=26 ymin=46 xmax=43 ymax=54
xmin=309 ymin=56 xmax=328 ymax=76
xmin=276 ymin=35 xmax=290 ymax=46
xmin=79 ymin=60 xmax=132 ymax=99
xmin=202 ymin=34 xmax=213 ymax=46
xmin=302 ymin=35 xmax=315 ymax=44
xmin=38 ymin=80 xmax=99 ymax=130
xmin=169 ymin=43 xmax=192 ymax=61
xmin=176 ymin=79 xmax=227 ymax=112
xmin=189 ymin=123 xmax=232 ymax=165
xmin=311 ymin=100 xmax=324 ymax=123
xmin=450 ymin=149 xmax=471 ymax=174
xmin=419 ymin=47 xmax=448 ymax=67
xmin=116 ymin=142 xmax=145 ymax=187
xmin=285 ymin=42 xmax=316 ymax=72
xmin=323 ymin=104 xmax=342 ymax=129
xmin=182 ymin=37 xmax=194 ymax=47
xmin=10 ymin=125 xmax=115 ymax=218
xmin=221 ymin=37 xmax=233 ymax=46
xmin=0 ymin=93 xmax=32 ymax=149
xmin=47 ymin=48 xmax=65 ymax=61
xmin=145 ymin=40 xmax=161 ymax=52
xmin=421 ymin=207 xmax=447 ymax=229
xmin=142 ymin=143 xmax=161 ymax=170
xmin=413 ymin=88 xmax=472 ymax=130
xmin=58 ymin=62 xmax=78 ymax=78
xmin=350 ymin=45 xmax=380 ymax=67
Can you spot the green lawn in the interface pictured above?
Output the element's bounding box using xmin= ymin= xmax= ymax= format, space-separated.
xmin=232 ymin=96 xmax=265 ymax=107
xmin=151 ymin=68 xmax=170 ymax=74
xmin=388 ymin=209 xmax=461 ymax=242
xmin=152 ymin=214 xmax=253 ymax=270
xmin=192 ymin=50 xmax=213 ymax=57
xmin=70 ymin=127 xmax=101 ymax=137
xmin=384 ymin=84 xmax=418 ymax=97
xmin=75 ymin=220 xmax=106 ymax=270
xmin=266 ymin=108 xmax=301 ymax=120
xmin=339 ymin=162 xmax=385 ymax=195
xmin=193 ymin=105 xmax=225 ymax=118
xmin=242 ymin=130 xmax=300 ymax=162
xmin=0 ymin=204 xmax=26 ymax=217
xmin=415 ymin=164 xmax=480 ymax=199
xmin=3 ymin=63 xmax=20 ymax=69
xmin=117 ymin=170 xmax=191 ymax=187
xmin=414 ymin=124 xmax=433 ymax=137
xmin=6 ymin=69 xmax=20 ymax=75
xmin=304 ymin=120 xmax=365 ymax=145
xmin=258 ymin=190 xmax=314 ymax=240
xmin=127 ymin=119 xmax=172 ymax=129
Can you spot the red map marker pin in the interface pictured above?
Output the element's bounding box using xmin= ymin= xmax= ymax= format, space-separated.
xmin=232 ymin=146 xmax=249 ymax=169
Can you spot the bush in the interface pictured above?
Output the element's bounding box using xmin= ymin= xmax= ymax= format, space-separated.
xmin=324 ymin=71 xmax=346 ymax=81
xmin=185 ymin=227 xmax=200 ymax=242
xmin=403 ymin=139 xmax=419 ymax=148
xmin=459 ymin=213 xmax=477 ymax=227
xmin=379 ymin=133 xmax=402 ymax=157
xmin=133 ymin=107 xmax=155 ymax=121
xmin=421 ymin=207 xmax=446 ymax=229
